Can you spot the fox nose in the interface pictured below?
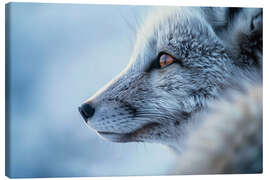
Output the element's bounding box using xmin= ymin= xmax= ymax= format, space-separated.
xmin=78 ymin=103 xmax=95 ymax=123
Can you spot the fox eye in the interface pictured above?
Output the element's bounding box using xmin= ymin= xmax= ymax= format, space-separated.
xmin=159 ymin=54 xmax=175 ymax=68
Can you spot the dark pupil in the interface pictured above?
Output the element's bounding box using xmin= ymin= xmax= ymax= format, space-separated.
xmin=161 ymin=54 xmax=167 ymax=65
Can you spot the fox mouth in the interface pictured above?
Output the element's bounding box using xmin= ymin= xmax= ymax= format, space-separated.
xmin=96 ymin=122 xmax=160 ymax=143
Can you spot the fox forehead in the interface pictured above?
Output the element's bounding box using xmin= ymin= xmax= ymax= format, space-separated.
xmin=127 ymin=7 xmax=217 ymax=73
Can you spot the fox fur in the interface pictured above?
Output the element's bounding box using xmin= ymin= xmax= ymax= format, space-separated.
xmin=172 ymin=84 xmax=262 ymax=174
xmin=80 ymin=7 xmax=262 ymax=174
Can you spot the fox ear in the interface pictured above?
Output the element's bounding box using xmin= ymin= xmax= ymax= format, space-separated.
xmin=203 ymin=7 xmax=262 ymax=68
xmin=228 ymin=8 xmax=262 ymax=68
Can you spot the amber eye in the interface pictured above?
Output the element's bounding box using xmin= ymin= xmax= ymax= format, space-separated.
xmin=159 ymin=54 xmax=175 ymax=68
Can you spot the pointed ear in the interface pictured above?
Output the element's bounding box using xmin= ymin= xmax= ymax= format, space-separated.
xmin=203 ymin=7 xmax=262 ymax=68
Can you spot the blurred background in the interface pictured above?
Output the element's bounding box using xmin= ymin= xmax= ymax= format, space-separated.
xmin=6 ymin=3 xmax=177 ymax=178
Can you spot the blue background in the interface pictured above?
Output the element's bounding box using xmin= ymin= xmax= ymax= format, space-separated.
xmin=6 ymin=3 xmax=176 ymax=178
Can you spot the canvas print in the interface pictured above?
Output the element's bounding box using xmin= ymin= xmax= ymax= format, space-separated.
xmin=5 ymin=2 xmax=262 ymax=178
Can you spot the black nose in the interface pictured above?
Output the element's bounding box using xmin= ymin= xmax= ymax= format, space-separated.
xmin=78 ymin=103 xmax=95 ymax=123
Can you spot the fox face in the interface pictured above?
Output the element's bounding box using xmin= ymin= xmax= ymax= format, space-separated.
xmin=79 ymin=7 xmax=262 ymax=149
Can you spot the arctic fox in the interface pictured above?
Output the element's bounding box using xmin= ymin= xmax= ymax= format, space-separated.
xmin=79 ymin=7 xmax=262 ymax=174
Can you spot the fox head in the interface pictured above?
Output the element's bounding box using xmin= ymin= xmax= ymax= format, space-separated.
xmin=79 ymin=7 xmax=262 ymax=150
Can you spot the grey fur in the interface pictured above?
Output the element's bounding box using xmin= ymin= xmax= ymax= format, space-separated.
xmin=173 ymin=85 xmax=262 ymax=174
xmin=80 ymin=7 xmax=262 ymax=173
